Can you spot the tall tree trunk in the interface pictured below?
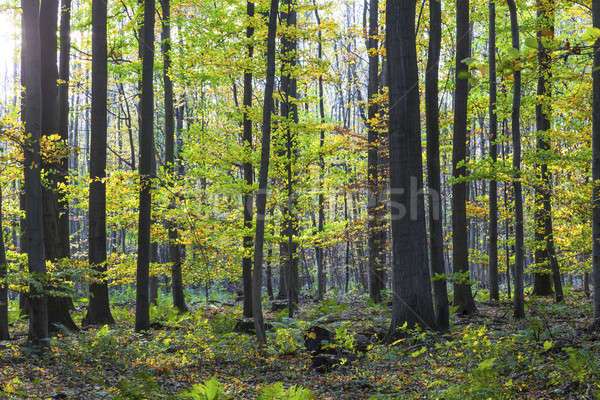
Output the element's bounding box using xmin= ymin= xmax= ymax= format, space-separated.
xmin=22 ymin=0 xmax=49 ymax=347
xmin=386 ymin=0 xmax=436 ymax=336
xmin=532 ymin=0 xmax=563 ymax=302
xmin=0 ymin=187 xmax=9 ymax=340
xmin=252 ymin=0 xmax=279 ymax=345
xmin=241 ymin=0 xmax=255 ymax=318
xmin=85 ymin=0 xmax=114 ymax=326
xmin=487 ymin=0 xmax=499 ymax=302
xmin=314 ymin=1 xmax=326 ymax=301
xmin=591 ymin=0 xmax=600 ymax=328
xmin=507 ymin=0 xmax=525 ymax=319
xmin=425 ymin=0 xmax=449 ymax=330
xmin=161 ymin=0 xmax=187 ymax=313
xmin=40 ymin=0 xmax=77 ymax=332
xmin=366 ymin=0 xmax=384 ymax=304
xmin=452 ymin=0 xmax=476 ymax=315
xmin=280 ymin=0 xmax=299 ymax=316
xmin=136 ymin=0 xmax=155 ymax=332
xmin=58 ymin=0 xmax=71 ymax=263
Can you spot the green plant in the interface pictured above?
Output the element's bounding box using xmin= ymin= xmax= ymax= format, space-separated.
xmin=257 ymin=382 xmax=314 ymax=400
xmin=178 ymin=378 xmax=228 ymax=400
xmin=114 ymin=372 xmax=164 ymax=400
xmin=272 ymin=327 xmax=301 ymax=355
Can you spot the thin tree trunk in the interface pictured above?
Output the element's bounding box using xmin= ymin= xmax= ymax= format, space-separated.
xmin=136 ymin=0 xmax=155 ymax=332
xmin=84 ymin=0 xmax=114 ymax=326
xmin=366 ymin=0 xmax=385 ymax=304
xmin=386 ymin=0 xmax=436 ymax=336
xmin=591 ymin=0 xmax=600 ymax=328
xmin=452 ymin=0 xmax=476 ymax=315
xmin=161 ymin=0 xmax=187 ymax=313
xmin=314 ymin=1 xmax=327 ymax=300
xmin=0 ymin=187 xmax=9 ymax=340
xmin=241 ymin=0 xmax=255 ymax=318
xmin=487 ymin=0 xmax=499 ymax=303
xmin=507 ymin=0 xmax=525 ymax=318
xmin=425 ymin=0 xmax=449 ymax=330
xmin=252 ymin=0 xmax=279 ymax=345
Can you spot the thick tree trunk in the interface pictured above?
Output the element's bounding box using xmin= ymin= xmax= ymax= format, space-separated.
xmin=386 ymin=0 xmax=436 ymax=336
xmin=592 ymin=0 xmax=600 ymax=328
xmin=252 ymin=0 xmax=279 ymax=345
xmin=84 ymin=0 xmax=114 ymax=326
xmin=136 ymin=0 xmax=155 ymax=332
xmin=241 ymin=0 xmax=255 ymax=318
xmin=452 ymin=0 xmax=476 ymax=315
xmin=22 ymin=0 xmax=49 ymax=347
xmin=161 ymin=0 xmax=187 ymax=313
xmin=487 ymin=0 xmax=499 ymax=303
xmin=425 ymin=0 xmax=449 ymax=330
xmin=507 ymin=0 xmax=525 ymax=319
xmin=40 ymin=0 xmax=78 ymax=333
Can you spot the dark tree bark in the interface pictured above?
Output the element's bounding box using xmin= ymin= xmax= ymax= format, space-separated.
xmin=161 ymin=0 xmax=187 ymax=313
xmin=507 ymin=0 xmax=525 ymax=319
xmin=487 ymin=0 xmax=499 ymax=302
xmin=58 ymin=0 xmax=71 ymax=260
xmin=313 ymin=1 xmax=326 ymax=300
xmin=280 ymin=0 xmax=299 ymax=316
xmin=386 ymin=0 xmax=436 ymax=336
xmin=366 ymin=0 xmax=384 ymax=304
xmin=452 ymin=0 xmax=476 ymax=315
xmin=22 ymin=0 xmax=49 ymax=347
xmin=252 ymin=0 xmax=279 ymax=345
xmin=592 ymin=0 xmax=600 ymax=328
xmin=532 ymin=0 xmax=563 ymax=302
xmin=40 ymin=0 xmax=78 ymax=332
xmin=0 ymin=187 xmax=9 ymax=340
xmin=425 ymin=0 xmax=449 ymax=330
xmin=84 ymin=0 xmax=114 ymax=326
xmin=241 ymin=0 xmax=255 ymax=318
xmin=136 ymin=0 xmax=156 ymax=332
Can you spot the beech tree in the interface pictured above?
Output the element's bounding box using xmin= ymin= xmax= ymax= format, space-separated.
xmin=22 ymin=0 xmax=48 ymax=347
xmin=85 ymin=0 xmax=114 ymax=326
xmin=135 ymin=0 xmax=156 ymax=332
xmin=452 ymin=0 xmax=476 ymax=315
xmin=386 ymin=0 xmax=436 ymax=335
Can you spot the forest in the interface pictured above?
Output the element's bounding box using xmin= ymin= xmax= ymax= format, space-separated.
xmin=0 ymin=0 xmax=600 ymax=397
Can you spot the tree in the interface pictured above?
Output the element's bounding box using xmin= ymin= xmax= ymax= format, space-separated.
xmin=386 ymin=0 xmax=436 ymax=336
xmin=84 ymin=0 xmax=115 ymax=326
xmin=22 ymin=0 xmax=49 ymax=347
xmin=40 ymin=0 xmax=78 ymax=332
xmin=136 ymin=0 xmax=155 ymax=332
xmin=280 ymin=0 xmax=299 ymax=316
xmin=452 ymin=0 xmax=476 ymax=315
xmin=592 ymin=0 xmax=600 ymax=328
xmin=366 ymin=0 xmax=384 ymax=304
xmin=532 ymin=0 xmax=563 ymax=302
xmin=487 ymin=0 xmax=499 ymax=302
xmin=241 ymin=0 xmax=255 ymax=318
xmin=0 ymin=186 xmax=9 ymax=340
xmin=252 ymin=0 xmax=279 ymax=345
xmin=425 ymin=0 xmax=449 ymax=330
xmin=507 ymin=0 xmax=525 ymax=319
xmin=313 ymin=0 xmax=326 ymax=301
xmin=161 ymin=0 xmax=187 ymax=313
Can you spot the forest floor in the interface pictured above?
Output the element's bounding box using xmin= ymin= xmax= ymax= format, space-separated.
xmin=1 ymin=288 xmax=600 ymax=399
